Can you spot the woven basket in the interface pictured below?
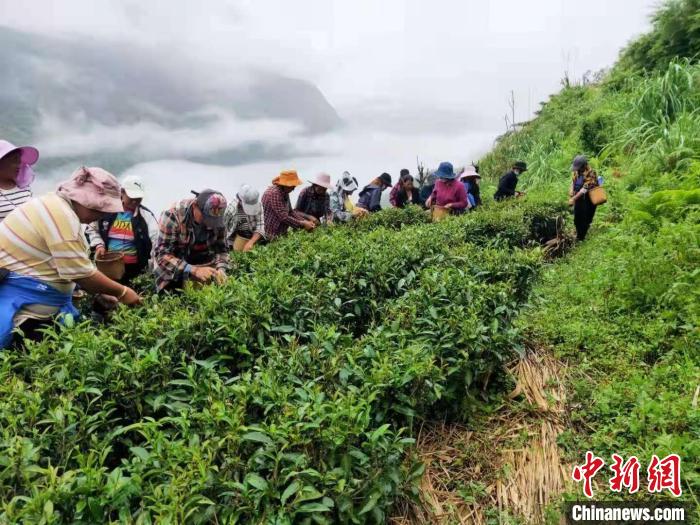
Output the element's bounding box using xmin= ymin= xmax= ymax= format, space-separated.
xmin=589 ymin=186 xmax=607 ymax=206
xmin=96 ymin=252 xmax=125 ymax=280
xmin=431 ymin=205 xmax=450 ymax=222
xmin=232 ymin=235 xmax=250 ymax=252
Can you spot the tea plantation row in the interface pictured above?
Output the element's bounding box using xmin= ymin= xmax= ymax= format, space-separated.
xmin=0 ymin=201 xmax=566 ymax=524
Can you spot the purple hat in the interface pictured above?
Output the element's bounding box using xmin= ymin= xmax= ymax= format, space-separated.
xmin=0 ymin=139 xmax=39 ymax=189
xmin=193 ymin=189 xmax=227 ymax=229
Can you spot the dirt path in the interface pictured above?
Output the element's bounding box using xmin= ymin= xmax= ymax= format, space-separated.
xmin=392 ymin=348 xmax=572 ymax=524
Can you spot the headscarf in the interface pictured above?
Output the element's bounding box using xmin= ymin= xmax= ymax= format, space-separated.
xmin=56 ymin=167 xmax=123 ymax=213
xmin=336 ymin=171 xmax=359 ymax=194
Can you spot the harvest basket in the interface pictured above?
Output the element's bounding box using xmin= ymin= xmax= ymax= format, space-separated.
xmin=431 ymin=205 xmax=450 ymax=222
xmin=96 ymin=252 xmax=125 ymax=280
xmin=233 ymin=235 xmax=250 ymax=252
xmin=589 ymin=186 xmax=607 ymax=206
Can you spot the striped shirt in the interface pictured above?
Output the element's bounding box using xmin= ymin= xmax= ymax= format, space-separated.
xmin=224 ymin=199 xmax=266 ymax=244
xmin=0 ymin=193 xmax=96 ymax=288
xmin=0 ymin=186 xmax=32 ymax=223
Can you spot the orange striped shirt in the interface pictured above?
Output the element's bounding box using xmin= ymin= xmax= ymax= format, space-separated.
xmin=0 ymin=193 xmax=96 ymax=287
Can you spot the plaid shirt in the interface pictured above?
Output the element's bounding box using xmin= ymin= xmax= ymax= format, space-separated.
xmin=388 ymin=183 xmax=401 ymax=207
xmin=224 ymin=199 xmax=265 ymax=244
xmin=154 ymin=198 xmax=229 ymax=291
xmin=295 ymin=186 xmax=331 ymax=221
xmin=261 ymin=185 xmax=307 ymax=239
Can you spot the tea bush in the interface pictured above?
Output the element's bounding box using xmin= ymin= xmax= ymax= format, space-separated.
xmin=479 ymin=11 xmax=700 ymax=508
xmin=0 ymin=203 xmax=563 ymax=523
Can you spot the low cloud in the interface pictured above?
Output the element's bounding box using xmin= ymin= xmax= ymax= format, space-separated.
xmin=35 ymin=108 xmax=303 ymax=159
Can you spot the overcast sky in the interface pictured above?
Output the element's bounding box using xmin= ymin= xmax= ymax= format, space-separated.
xmin=2 ymin=0 xmax=657 ymax=211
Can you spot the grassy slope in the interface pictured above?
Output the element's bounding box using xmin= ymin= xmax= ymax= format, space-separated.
xmin=478 ymin=0 xmax=700 ymax=506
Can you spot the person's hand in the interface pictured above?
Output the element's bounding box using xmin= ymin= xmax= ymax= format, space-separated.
xmin=444 ymin=203 xmax=453 ymax=209
xmin=311 ymin=216 xmax=321 ymax=225
xmin=95 ymin=245 xmax=106 ymax=258
xmin=191 ymin=266 xmax=218 ymax=283
xmin=568 ymin=198 xmax=575 ymax=206
xmin=215 ymin=269 xmax=227 ymax=285
xmin=352 ymin=207 xmax=367 ymax=217
xmin=302 ymin=220 xmax=316 ymax=231
xmin=120 ymin=287 xmax=143 ymax=306
xmin=243 ymin=240 xmax=255 ymax=252
xmin=96 ymin=293 xmax=119 ymax=310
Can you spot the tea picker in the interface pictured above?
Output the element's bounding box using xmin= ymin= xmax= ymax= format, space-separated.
xmin=0 ymin=167 xmax=142 ymax=348
xmin=153 ymin=189 xmax=230 ymax=292
xmin=568 ymin=155 xmax=605 ymax=241
xmin=494 ymin=161 xmax=528 ymax=201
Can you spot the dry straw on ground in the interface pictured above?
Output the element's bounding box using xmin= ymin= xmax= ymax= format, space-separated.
xmin=392 ymin=349 xmax=572 ymax=524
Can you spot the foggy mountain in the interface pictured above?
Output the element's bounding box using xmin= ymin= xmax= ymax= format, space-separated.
xmin=0 ymin=27 xmax=342 ymax=174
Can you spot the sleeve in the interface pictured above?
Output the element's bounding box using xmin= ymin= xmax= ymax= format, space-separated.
xmin=451 ymin=183 xmax=469 ymax=211
xmin=389 ymin=184 xmax=400 ymax=207
xmin=269 ymin=191 xmax=307 ymax=228
xmin=255 ymin=209 xmax=266 ymax=238
xmin=223 ymin=203 xmax=238 ymax=246
xmin=369 ymin=188 xmax=382 ymax=212
xmin=213 ymin=228 xmax=230 ymax=272
xmin=154 ymin=209 xmax=188 ymax=285
xmin=47 ymin=233 xmax=96 ymax=281
xmin=430 ymin=186 xmax=438 ymax=204
xmin=85 ymin=221 xmax=104 ymax=249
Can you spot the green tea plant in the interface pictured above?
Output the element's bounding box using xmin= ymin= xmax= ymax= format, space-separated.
xmin=0 ymin=203 xmax=565 ymax=523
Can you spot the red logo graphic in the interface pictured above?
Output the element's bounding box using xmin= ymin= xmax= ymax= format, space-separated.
xmin=648 ymin=454 xmax=682 ymax=497
xmin=609 ymin=454 xmax=640 ymax=494
xmin=572 ymin=451 xmax=605 ymax=498
xmin=573 ymin=453 xmax=682 ymax=498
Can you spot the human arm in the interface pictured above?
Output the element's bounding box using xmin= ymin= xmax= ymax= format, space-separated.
xmin=85 ymin=221 xmax=106 ymax=257
xmin=153 ymin=208 xmax=189 ymax=286
xmin=74 ymin=272 xmax=141 ymax=305
xmin=270 ymin=189 xmax=308 ymax=229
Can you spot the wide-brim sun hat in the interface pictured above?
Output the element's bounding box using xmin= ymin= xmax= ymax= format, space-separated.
xmin=461 ymin=165 xmax=481 ymax=179
xmin=0 ymin=139 xmax=40 ymax=189
xmin=0 ymin=140 xmax=39 ymax=166
xmin=121 ymin=175 xmax=146 ymax=199
xmin=273 ymin=170 xmax=303 ymax=187
xmin=312 ymin=172 xmax=332 ymax=189
xmin=435 ymin=161 xmax=456 ymax=180
xmin=378 ymin=172 xmax=392 ymax=187
xmin=57 ymin=167 xmax=123 ymax=214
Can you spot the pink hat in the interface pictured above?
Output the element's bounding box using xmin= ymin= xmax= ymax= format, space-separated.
xmin=311 ymin=172 xmax=332 ymax=189
xmin=57 ymin=167 xmax=123 ymax=213
xmin=0 ymin=139 xmax=39 ymax=189
xmin=460 ymin=165 xmax=481 ymax=179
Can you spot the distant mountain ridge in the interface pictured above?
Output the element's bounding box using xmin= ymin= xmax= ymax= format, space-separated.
xmin=0 ymin=27 xmax=342 ymax=172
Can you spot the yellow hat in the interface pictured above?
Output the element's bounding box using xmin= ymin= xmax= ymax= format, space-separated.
xmin=272 ymin=170 xmax=303 ymax=187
